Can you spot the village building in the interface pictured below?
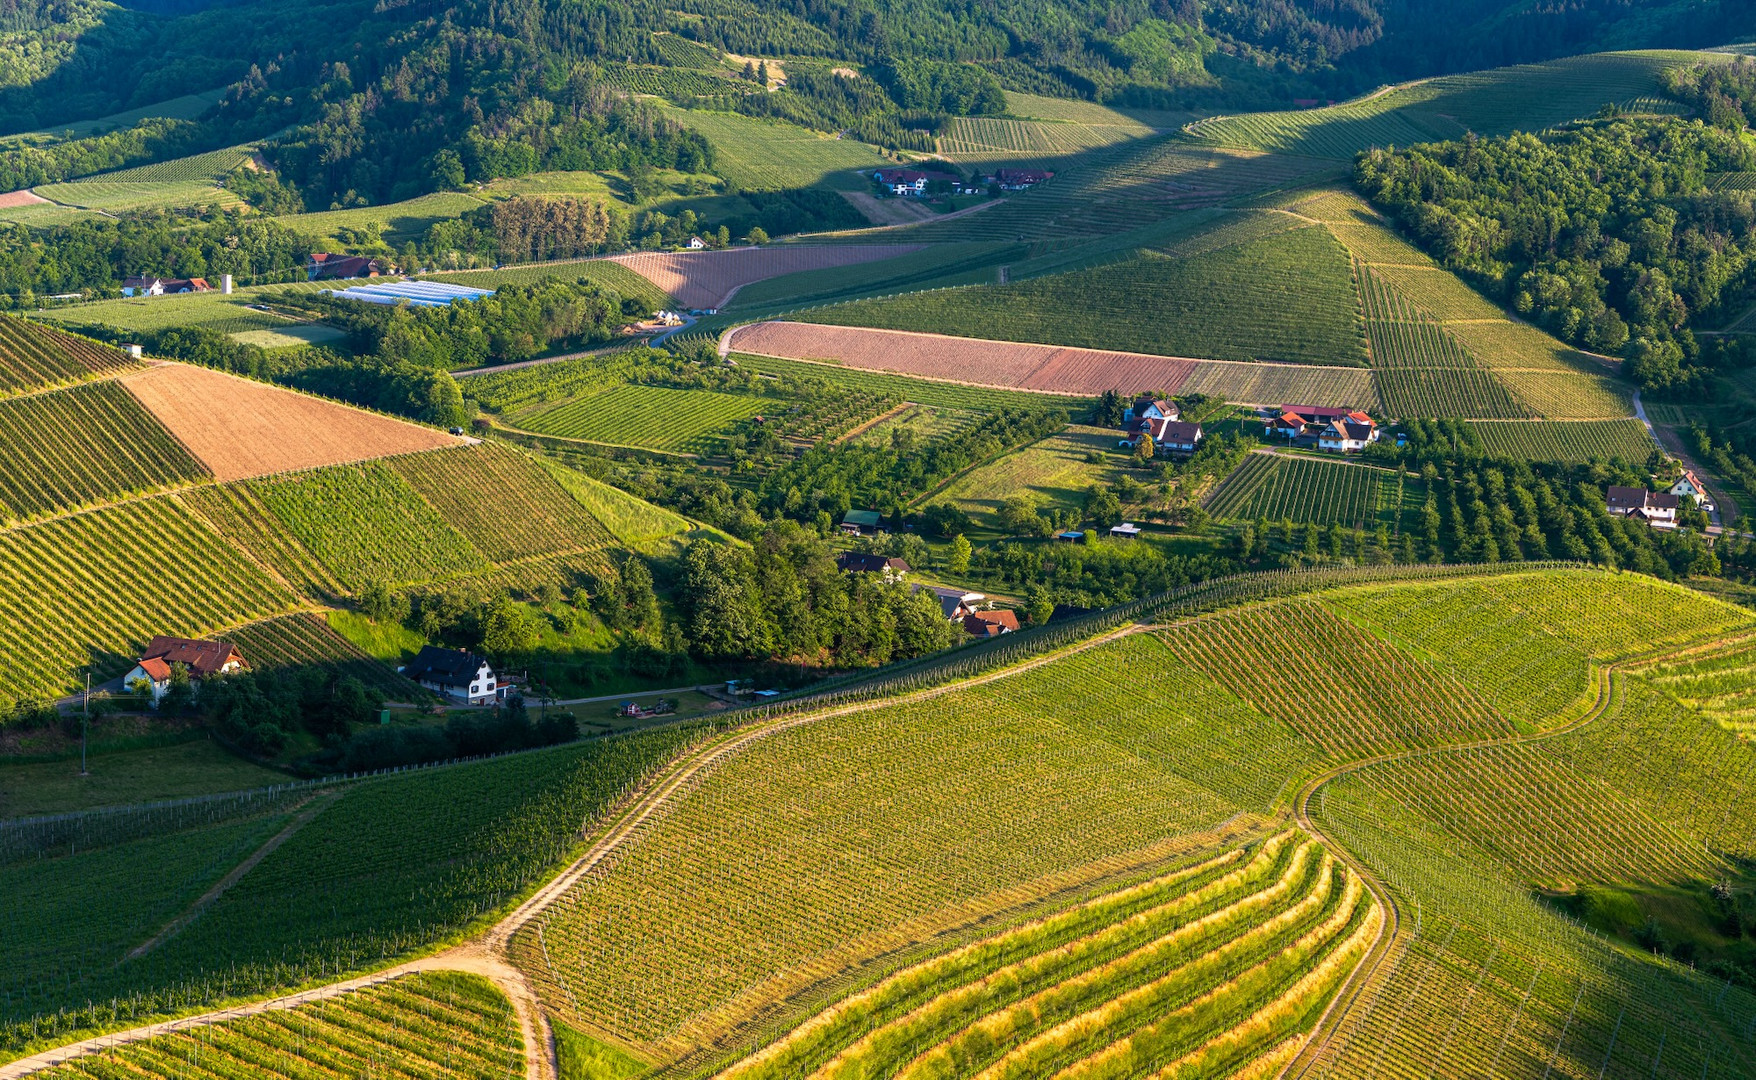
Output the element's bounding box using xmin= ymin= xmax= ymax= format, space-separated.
xmin=836 ymin=552 xmax=910 ymax=579
xmin=121 ymin=276 xmax=213 ymax=297
xmin=1670 ymin=470 xmax=1713 ymax=513
xmin=1317 ymin=413 xmax=1381 ymax=453
xmin=838 ymin=509 xmax=885 ymax=536
xmin=871 ymin=168 xmax=960 ymax=197
xmin=123 ymin=635 xmax=246 ymax=703
xmin=963 ymin=609 xmax=1020 ymax=638
xmin=1110 ymin=523 xmax=1142 ymax=539
xmin=1606 ymin=486 xmax=1679 ymax=529
xmin=917 ymin=584 xmax=986 ymax=622
xmin=306 ymin=253 xmax=392 ymax=281
xmin=1124 ymin=418 xmax=1204 ymax=457
xmin=403 ymin=645 xmax=506 ymax=704
xmin=992 ymin=168 xmax=1053 ymax=190
xmin=1123 ymin=397 xmax=1179 ymax=423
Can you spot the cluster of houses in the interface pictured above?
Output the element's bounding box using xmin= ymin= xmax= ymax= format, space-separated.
xmin=1263 ymin=405 xmax=1382 ymax=453
xmin=870 ymin=167 xmax=1054 ymax=198
xmin=122 ymin=274 xmax=233 ymax=297
xmin=1605 ymin=471 xmax=1713 ymax=531
xmin=835 ymin=551 xmax=1020 ymax=637
xmin=121 ymin=253 xmax=394 ymax=298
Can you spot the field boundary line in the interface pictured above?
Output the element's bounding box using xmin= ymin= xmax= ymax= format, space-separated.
xmin=830 ymin=401 xmax=914 ymax=446
xmin=124 ymin=791 xmax=340 ymax=961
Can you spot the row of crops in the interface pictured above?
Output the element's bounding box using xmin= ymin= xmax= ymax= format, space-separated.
xmin=798 ymin=228 xmax=1370 ymax=367
xmin=388 ymin=442 xmax=615 ymax=563
xmin=30 ymin=972 xmax=523 ymax=1080
xmin=0 ymin=380 xmax=209 ymax=523
xmin=1203 ymin=454 xmax=1409 ymax=530
xmin=1 ymin=727 xmax=699 ymax=1056
xmin=226 ymin=613 xmax=417 ymax=699
xmin=1468 ymin=418 xmax=1656 ymax=463
xmin=707 ymin=831 xmax=1376 ymax=1080
xmin=734 ymin=353 xmax=1092 ymax=413
xmin=178 ymin=483 xmax=347 ymax=600
xmin=1373 ymin=366 xmax=1532 ymax=419
xmin=0 ymin=315 xmax=136 ymax=397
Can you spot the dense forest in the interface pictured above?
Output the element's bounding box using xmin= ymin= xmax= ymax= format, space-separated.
xmin=1356 ymin=117 xmax=1756 ymax=394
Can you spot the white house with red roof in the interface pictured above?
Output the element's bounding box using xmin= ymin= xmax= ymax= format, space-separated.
xmin=1317 ymin=411 xmax=1381 ymax=453
xmin=1670 ymin=470 xmax=1713 ymax=513
xmin=123 ymin=635 xmax=247 ymax=703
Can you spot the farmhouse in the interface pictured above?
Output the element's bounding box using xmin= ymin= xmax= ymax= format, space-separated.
xmin=1670 ymin=470 xmax=1713 ymax=512
xmin=839 ymin=509 xmax=885 ymax=536
xmin=872 ymin=168 xmax=959 ymax=197
xmin=123 ymin=635 xmax=246 ymax=703
xmin=1317 ymin=413 xmax=1380 ymax=453
xmin=1606 ymin=486 xmax=1679 ymax=529
xmin=963 ymin=609 xmax=1020 ymax=638
xmin=1110 ymin=523 xmax=1141 ymax=539
xmin=307 ymin=253 xmax=393 ymax=281
xmin=992 ymin=168 xmax=1053 ymax=190
xmin=837 ymin=552 xmax=910 ymax=578
xmin=917 ymin=584 xmax=986 ymax=622
xmin=403 ymin=645 xmax=505 ymax=704
xmin=1123 ymin=397 xmax=1179 ymax=423
xmin=121 ymin=276 xmax=212 ymax=297
xmin=1125 ymin=418 xmax=1203 ymax=457
xmin=1266 ymin=404 xmax=1361 ymax=441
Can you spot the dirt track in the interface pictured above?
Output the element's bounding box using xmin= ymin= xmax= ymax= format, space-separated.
xmin=122 ymin=362 xmax=461 ymax=481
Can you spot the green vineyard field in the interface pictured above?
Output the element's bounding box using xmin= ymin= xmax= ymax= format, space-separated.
xmin=0 ymin=380 xmax=209 ymax=522
xmin=1468 ymin=419 xmax=1656 ymax=462
xmin=1203 ymin=454 xmax=1415 ymax=530
xmin=515 ymin=383 xmax=770 ymax=452
xmin=388 ymin=443 xmax=615 ymax=563
xmin=0 ymin=315 xmax=137 ymax=396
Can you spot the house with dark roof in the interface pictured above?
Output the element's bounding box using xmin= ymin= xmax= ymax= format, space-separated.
xmin=871 ymin=168 xmax=960 ymax=197
xmin=993 ymin=168 xmax=1053 ymax=190
xmin=963 ymin=609 xmax=1020 ymax=638
xmin=839 ymin=510 xmax=885 ymax=536
xmin=1606 ymin=486 xmax=1679 ymax=529
xmin=837 ymin=552 xmax=910 ymax=578
xmin=1317 ymin=413 xmax=1380 ymax=453
xmin=403 ymin=645 xmax=503 ymax=703
xmin=123 ymin=635 xmax=246 ymax=703
xmin=1123 ymin=397 xmax=1179 ymax=424
xmin=916 ymin=584 xmax=985 ymax=622
xmin=307 ymin=253 xmax=392 ymax=281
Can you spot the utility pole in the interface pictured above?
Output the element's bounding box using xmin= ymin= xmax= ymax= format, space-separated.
xmin=79 ymin=671 xmax=90 ymax=777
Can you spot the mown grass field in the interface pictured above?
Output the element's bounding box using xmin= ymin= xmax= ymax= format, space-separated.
xmin=271 ymin=191 xmax=489 ymax=246
xmin=514 ymin=383 xmax=769 ymax=452
xmin=797 ymin=226 xmax=1367 ymax=366
xmin=654 ymin=105 xmax=886 ymax=190
xmin=929 ymin=425 xmax=1120 ymax=529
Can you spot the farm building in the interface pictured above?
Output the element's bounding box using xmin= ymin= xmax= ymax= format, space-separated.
xmin=872 ymin=168 xmax=960 ymax=197
xmin=917 ymin=584 xmax=986 ymax=622
xmin=1125 ymin=418 xmax=1203 ymax=457
xmin=1124 ymin=397 xmax=1179 ymax=423
xmin=1266 ymin=404 xmax=1361 ymax=441
xmin=307 ymin=253 xmax=394 ymax=281
xmin=1670 ymin=470 xmax=1713 ymax=512
xmin=324 ymin=281 xmax=496 ymax=308
xmin=963 ymin=609 xmax=1020 ymax=638
xmin=1606 ymin=486 xmax=1678 ymax=529
xmin=1110 ymin=523 xmax=1142 ymax=539
xmin=121 ymin=276 xmax=212 ymax=297
xmin=123 ymin=635 xmax=246 ymax=703
xmin=837 ymin=552 xmax=910 ymax=578
xmin=403 ymin=645 xmax=505 ymax=704
xmin=839 ymin=509 xmax=885 ymax=536
xmin=1317 ymin=415 xmax=1380 ymax=453
xmin=992 ymin=168 xmax=1053 ymax=190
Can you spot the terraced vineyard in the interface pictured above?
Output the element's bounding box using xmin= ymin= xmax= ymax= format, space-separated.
xmin=0 ymin=314 xmax=138 ymax=396
xmin=29 ymin=972 xmax=523 ymax=1080
xmin=515 ymin=384 xmax=770 ymax=452
xmin=387 ymin=443 xmax=615 ymax=563
xmin=799 ymin=228 xmax=1368 ymax=367
xmin=226 ymin=613 xmax=416 ymax=698
xmin=1203 ymin=454 xmax=1414 ymax=530
xmin=0 ymin=380 xmax=209 ymax=522
xmin=249 ymin=462 xmax=487 ymax=590
xmin=178 ymin=483 xmax=346 ymax=599
xmin=711 ymin=832 xmax=1377 ymax=1080
xmin=1637 ymin=632 xmax=1756 ymax=736
xmin=0 ymin=498 xmax=296 ymax=698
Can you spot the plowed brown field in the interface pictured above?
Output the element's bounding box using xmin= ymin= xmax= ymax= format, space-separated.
xmin=0 ymin=190 xmax=49 ymax=208
xmin=728 ymin=321 xmax=1379 ymax=408
xmin=609 ymin=245 xmax=921 ymax=309
xmin=122 ymin=362 xmax=461 ymax=481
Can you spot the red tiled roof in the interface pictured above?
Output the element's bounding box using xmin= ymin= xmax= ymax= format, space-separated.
xmin=137 ymin=657 xmax=172 ymax=681
xmin=141 ymin=635 xmax=243 ymax=676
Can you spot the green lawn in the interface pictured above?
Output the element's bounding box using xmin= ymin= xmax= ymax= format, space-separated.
xmin=653 ymin=105 xmax=887 ymax=191
xmin=929 ymin=425 xmax=1122 ymax=532
xmin=0 ymin=738 xmax=285 ymax=819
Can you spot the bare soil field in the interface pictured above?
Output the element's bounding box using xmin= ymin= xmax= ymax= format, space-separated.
xmin=839 ymin=191 xmax=936 ymax=226
xmin=122 ymin=362 xmax=461 ymax=481
xmin=609 ymin=245 xmax=921 ymax=309
xmin=728 ymin=321 xmax=1379 ymax=408
xmin=0 ymin=189 xmax=48 ymax=208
